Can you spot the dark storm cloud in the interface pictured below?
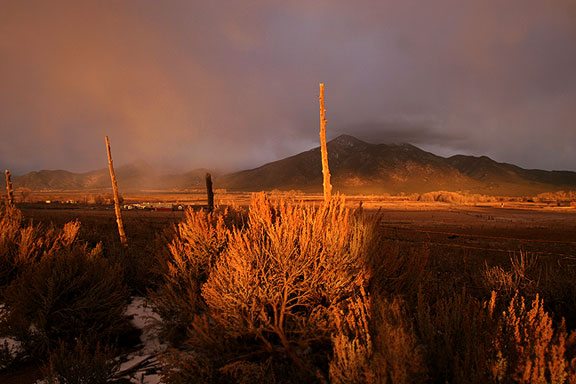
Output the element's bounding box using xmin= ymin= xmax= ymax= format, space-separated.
xmin=335 ymin=121 xmax=466 ymax=146
xmin=1 ymin=0 xmax=576 ymax=175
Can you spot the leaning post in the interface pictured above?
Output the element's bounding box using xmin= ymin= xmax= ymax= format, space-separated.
xmin=105 ymin=136 xmax=128 ymax=247
xmin=318 ymin=83 xmax=332 ymax=202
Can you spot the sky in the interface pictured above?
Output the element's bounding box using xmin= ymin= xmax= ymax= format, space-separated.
xmin=1 ymin=0 xmax=576 ymax=175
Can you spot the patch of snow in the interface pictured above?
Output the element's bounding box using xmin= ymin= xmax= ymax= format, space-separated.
xmin=0 ymin=337 xmax=24 ymax=364
xmin=119 ymin=296 xmax=166 ymax=384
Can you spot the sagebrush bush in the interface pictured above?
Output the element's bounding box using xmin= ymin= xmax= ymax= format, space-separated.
xmin=201 ymin=194 xmax=372 ymax=379
xmin=158 ymin=194 xmax=379 ymax=382
xmin=0 ymin=205 xmax=80 ymax=290
xmin=42 ymin=337 xmax=119 ymax=384
xmin=492 ymin=292 xmax=570 ymax=383
xmin=416 ymin=289 xmax=575 ymax=383
xmin=328 ymin=291 xmax=426 ymax=384
xmin=2 ymin=242 xmax=129 ymax=356
xmin=155 ymin=193 xmax=576 ymax=383
xmin=330 ymin=292 xmax=374 ymax=384
xmin=366 ymin=240 xmax=429 ymax=300
xmin=151 ymin=207 xmax=238 ymax=344
xmin=483 ymin=251 xmax=540 ymax=301
xmin=370 ymin=296 xmax=427 ymax=383
xmin=416 ymin=289 xmax=497 ymax=384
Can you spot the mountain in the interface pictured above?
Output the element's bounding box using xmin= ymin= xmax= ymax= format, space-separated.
xmin=4 ymin=164 xmax=211 ymax=192
xmin=221 ymin=135 xmax=470 ymax=193
xmin=446 ymin=155 xmax=576 ymax=195
xmin=220 ymin=135 xmax=576 ymax=195
xmin=4 ymin=135 xmax=576 ymax=195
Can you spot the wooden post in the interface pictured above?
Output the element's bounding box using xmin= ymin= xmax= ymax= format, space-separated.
xmin=205 ymin=172 xmax=214 ymax=212
xmin=5 ymin=170 xmax=14 ymax=206
xmin=105 ymin=136 xmax=128 ymax=247
xmin=318 ymin=83 xmax=332 ymax=201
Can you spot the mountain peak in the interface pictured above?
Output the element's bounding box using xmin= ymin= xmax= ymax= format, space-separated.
xmin=328 ymin=134 xmax=367 ymax=148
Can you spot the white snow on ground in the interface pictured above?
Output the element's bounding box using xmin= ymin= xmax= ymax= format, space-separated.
xmin=0 ymin=304 xmax=25 ymax=368
xmin=0 ymin=337 xmax=24 ymax=366
xmin=6 ymin=297 xmax=165 ymax=383
xmin=120 ymin=296 xmax=166 ymax=384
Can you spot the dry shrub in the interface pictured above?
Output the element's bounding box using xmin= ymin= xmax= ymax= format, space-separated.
xmin=42 ymin=337 xmax=119 ymax=384
xmin=366 ymin=239 xmax=429 ymax=300
xmin=537 ymin=259 xmax=576 ymax=330
xmin=330 ymin=292 xmax=374 ymax=384
xmin=201 ymin=194 xmax=370 ymax=380
xmin=370 ymin=296 xmax=427 ymax=383
xmin=330 ymin=293 xmax=426 ymax=384
xmin=416 ymin=289 xmax=497 ymax=384
xmin=2 ymin=242 xmax=129 ymax=356
xmin=160 ymin=348 xmax=216 ymax=384
xmin=417 ymin=289 xmax=574 ymax=383
xmin=159 ymin=193 xmax=377 ymax=383
xmin=483 ymin=251 xmax=539 ymax=300
xmin=492 ymin=292 xmax=569 ymax=383
xmin=568 ymin=332 xmax=576 ymax=384
xmin=151 ymin=207 xmax=236 ymax=344
xmin=535 ymin=191 xmax=576 ymax=204
xmin=484 ymin=251 xmax=576 ymax=329
xmin=418 ymin=191 xmax=497 ymax=204
xmin=419 ymin=191 xmax=466 ymax=204
xmin=0 ymin=205 xmax=80 ymax=290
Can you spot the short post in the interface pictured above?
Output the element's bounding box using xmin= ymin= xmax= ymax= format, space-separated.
xmin=318 ymin=83 xmax=332 ymax=201
xmin=105 ymin=136 xmax=128 ymax=247
xmin=205 ymin=172 xmax=214 ymax=212
xmin=5 ymin=170 xmax=14 ymax=206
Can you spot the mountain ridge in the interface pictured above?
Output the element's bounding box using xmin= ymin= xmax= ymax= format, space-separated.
xmin=3 ymin=135 xmax=576 ymax=196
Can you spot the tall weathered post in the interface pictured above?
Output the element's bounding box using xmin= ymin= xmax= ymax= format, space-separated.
xmin=318 ymin=83 xmax=332 ymax=201
xmin=105 ymin=136 xmax=128 ymax=247
xmin=205 ymin=172 xmax=214 ymax=212
xmin=5 ymin=170 xmax=14 ymax=206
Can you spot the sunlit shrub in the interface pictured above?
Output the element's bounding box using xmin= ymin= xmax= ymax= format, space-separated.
xmin=329 ymin=292 xmax=427 ymax=384
xmin=0 ymin=205 xmax=80 ymax=290
xmin=158 ymin=194 xmax=377 ymax=382
xmin=151 ymin=207 xmax=236 ymax=344
xmin=417 ymin=191 xmax=497 ymax=204
xmin=416 ymin=289 xmax=573 ymax=383
xmin=201 ymin=194 xmax=371 ymax=379
xmin=330 ymin=292 xmax=374 ymax=384
xmin=492 ymin=292 xmax=569 ymax=383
